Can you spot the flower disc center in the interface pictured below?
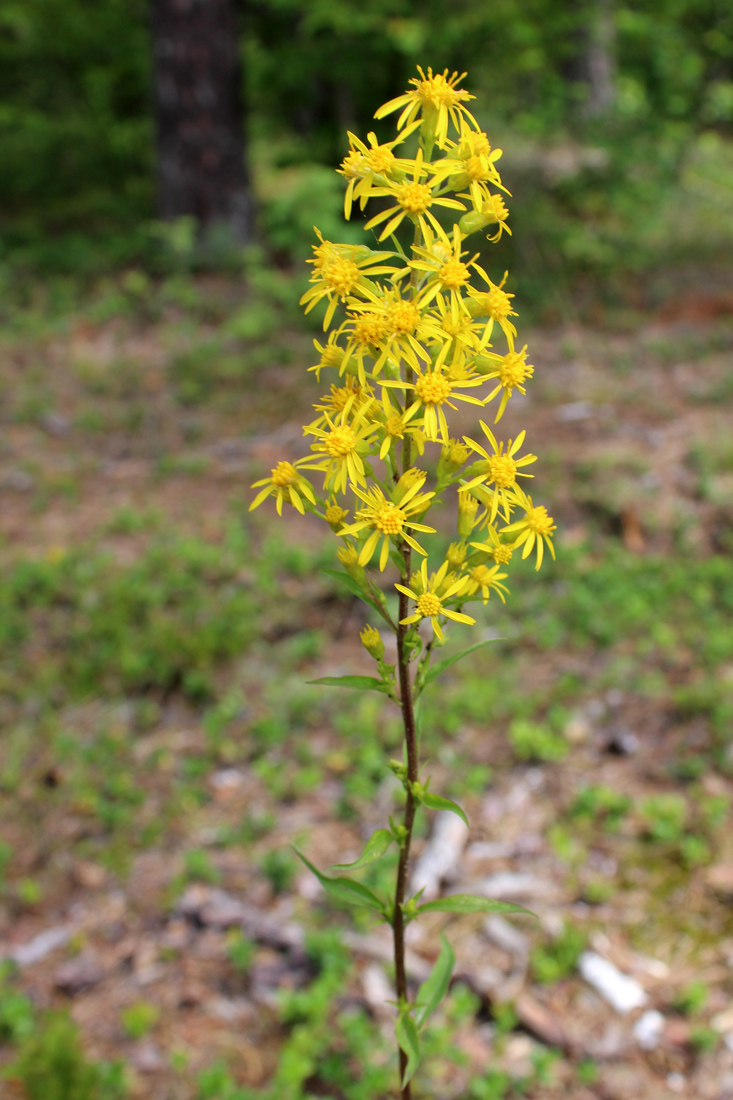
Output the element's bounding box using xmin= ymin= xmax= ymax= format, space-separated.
xmin=488 ymin=454 xmax=517 ymax=488
xmin=375 ymin=503 xmax=405 ymax=535
xmin=416 ymin=592 xmax=442 ymax=617
xmin=415 ymin=373 xmax=452 ymax=405
xmin=325 ymin=425 xmax=356 ymax=457
xmin=271 ymin=461 xmax=298 ymax=487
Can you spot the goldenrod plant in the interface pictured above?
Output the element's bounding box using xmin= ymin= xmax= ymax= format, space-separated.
xmin=251 ymin=66 xmax=556 ymax=1098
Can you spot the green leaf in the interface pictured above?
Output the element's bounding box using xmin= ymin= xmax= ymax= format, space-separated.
xmin=294 ymin=850 xmax=386 ymax=913
xmin=415 ymin=934 xmax=455 ymax=1030
xmin=420 ymin=792 xmax=469 ymax=828
xmin=395 ymin=1012 xmax=421 ymax=1088
xmin=320 ymin=567 xmax=363 ymax=595
xmin=421 ymin=639 xmax=500 ymax=688
xmin=308 ymin=675 xmax=387 ymax=692
xmin=329 ymin=829 xmax=394 ymax=871
xmin=417 ymin=894 xmax=536 ymax=917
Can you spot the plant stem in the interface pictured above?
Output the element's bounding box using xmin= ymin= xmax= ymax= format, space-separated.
xmin=393 ymin=212 xmax=423 ymax=1099
xmin=394 ymin=545 xmax=418 ymax=1100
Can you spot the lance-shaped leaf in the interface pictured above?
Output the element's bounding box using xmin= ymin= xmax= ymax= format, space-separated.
xmin=308 ymin=675 xmax=388 ymax=693
xmin=294 ymin=850 xmax=386 ymax=914
xmin=414 ymin=934 xmax=455 ymax=1031
xmin=420 ymin=791 xmax=469 ymax=828
xmin=421 ymin=639 xmax=500 ymax=689
xmin=395 ymin=1012 xmax=421 ymax=1088
xmin=417 ymin=894 xmax=535 ymax=917
xmin=329 ymin=829 xmax=394 ymax=871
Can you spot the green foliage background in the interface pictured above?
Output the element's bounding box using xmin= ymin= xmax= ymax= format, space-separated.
xmin=0 ymin=0 xmax=731 ymax=293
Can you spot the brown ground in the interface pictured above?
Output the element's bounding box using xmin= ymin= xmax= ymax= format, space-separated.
xmin=1 ymin=274 xmax=733 ymax=1099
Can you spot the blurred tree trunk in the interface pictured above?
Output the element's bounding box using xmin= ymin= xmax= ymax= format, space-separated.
xmin=151 ymin=0 xmax=253 ymax=242
xmin=584 ymin=0 xmax=616 ymax=117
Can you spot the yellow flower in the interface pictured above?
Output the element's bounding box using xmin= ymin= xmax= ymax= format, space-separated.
xmin=305 ymin=398 xmax=378 ymax=493
xmin=471 ymin=525 xmax=516 ymax=565
xmin=500 ymin=489 xmax=557 ymax=570
xmin=491 ymin=542 xmax=514 ymax=564
xmin=396 ymin=559 xmax=475 ymax=642
xmin=341 ymin=289 xmax=444 ymax=377
xmin=466 ymin=270 xmax=518 ymax=343
xmin=309 ymin=335 xmax=346 ymax=380
xmin=459 ymin=192 xmax=511 ymax=243
xmin=431 ymin=292 xmax=486 ymax=355
xmin=384 ymin=365 xmax=486 ymax=443
xmin=431 ymin=127 xmax=506 ymax=210
xmin=312 ymin=377 xmax=372 ymax=426
xmin=477 ymin=342 xmax=534 ymax=423
xmin=252 ymin=67 xmax=554 ymax=649
xmin=461 ymin=561 xmax=510 ymax=604
xmin=461 ymin=423 xmax=537 ymax=522
xmin=300 ymin=231 xmax=405 ymax=329
xmin=410 ymin=226 xmax=481 ymax=315
xmin=377 ymin=389 xmax=426 ymax=461
xmin=333 ymin=310 xmax=391 ymax=384
xmin=323 ymin=497 xmax=350 ymax=531
xmin=338 ymin=478 xmax=436 ymax=571
xmin=374 ymin=67 xmax=479 ymax=149
xmin=364 ymin=149 xmax=465 ymax=243
xmin=444 ymin=347 xmax=486 ymax=383
xmin=249 ymin=459 xmax=317 ymax=516
xmin=339 ymin=125 xmax=422 ymax=218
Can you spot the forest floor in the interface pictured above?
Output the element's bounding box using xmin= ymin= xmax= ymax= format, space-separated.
xmin=1 ymin=266 xmax=733 ymax=1099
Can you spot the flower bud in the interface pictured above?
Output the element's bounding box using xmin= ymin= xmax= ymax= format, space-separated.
xmin=437 ymin=438 xmax=469 ymax=481
xmin=325 ymin=500 xmax=349 ymax=532
xmin=445 ymin=541 xmax=467 ymax=570
xmin=457 ymin=491 xmax=479 ymax=538
xmin=389 ymin=759 xmax=408 ymax=782
xmin=360 ymin=624 xmax=385 ymax=660
xmin=393 ymin=466 xmax=425 ymax=502
xmin=465 ymin=295 xmax=488 ymax=318
xmin=407 ymin=568 xmax=425 ymax=595
xmin=319 ymin=342 xmax=345 ymax=372
xmin=337 ymin=542 xmax=365 ymax=583
xmin=458 ymin=210 xmax=495 ymax=237
xmin=409 ymin=780 xmax=425 ymax=801
xmin=402 ymin=898 xmax=419 ymax=921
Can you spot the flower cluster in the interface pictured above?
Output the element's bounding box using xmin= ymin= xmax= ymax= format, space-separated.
xmin=251 ymin=66 xmax=555 ymax=642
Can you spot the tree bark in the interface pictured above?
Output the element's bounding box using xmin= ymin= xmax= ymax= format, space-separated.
xmin=151 ymin=0 xmax=253 ymax=242
xmin=584 ymin=0 xmax=616 ymax=117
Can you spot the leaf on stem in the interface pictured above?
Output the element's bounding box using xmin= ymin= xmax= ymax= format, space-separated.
xmin=421 ymin=639 xmax=501 ymax=689
xmin=329 ymin=829 xmax=394 ymax=871
xmin=395 ymin=1012 xmax=421 ymax=1088
xmin=414 ymin=934 xmax=455 ymax=1031
xmin=389 ymin=549 xmax=406 ymax=573
xmin=420 ymin=791 xmax=469 ymax=828
xmin=417 ymin=894 xmax=535 ymax=917
xmin=293 ymin=850 xmax=386 ymax=913
xmin=308 ymin=675 xmax=388 ymax=692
